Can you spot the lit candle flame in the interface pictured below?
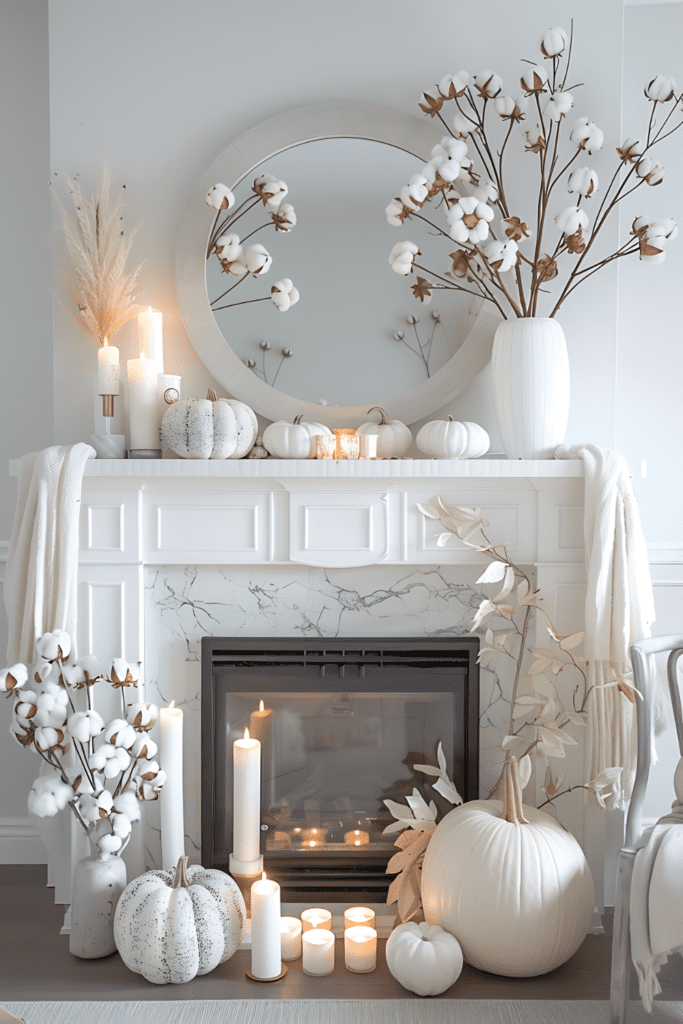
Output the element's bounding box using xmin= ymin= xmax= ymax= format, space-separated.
xmin=354 ymin=840 xmax=361 ymax=846
xmin=354 ymin=830 xmax=360 ymax=835
xmin=259 ymin=699 xmax=264 ymax=712
xmin=244 ymin=727 xmax=250 ymax=740
xmin=309 ymin=841 xmax=316 ymax=848
xmin=262 ymin=871 xmax=266 ymax=881
xmin=103 ymin=337 xmax=108 ymax=348
xmin=139 ymin=351 xmax=145 ymax=360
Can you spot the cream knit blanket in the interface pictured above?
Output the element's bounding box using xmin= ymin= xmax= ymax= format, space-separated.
xmin=555 ymin=444 xmax=655 ymax=807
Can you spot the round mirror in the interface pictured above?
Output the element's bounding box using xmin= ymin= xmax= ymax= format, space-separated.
xmin=176 ymin=103 xmax=501 ymax=426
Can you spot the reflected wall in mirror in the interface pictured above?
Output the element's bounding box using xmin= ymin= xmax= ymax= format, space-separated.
xmin=176 ymin=104 xmax=500 ymax=426
xmin=206 ymin=138 xmax=471 ymax=407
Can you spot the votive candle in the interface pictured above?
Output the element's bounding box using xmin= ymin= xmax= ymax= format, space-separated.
xmin=159 ymin=701 xmax=185 ymax=870
xmin=344 ymin=926 xmax=377 ymax=973
xmin=302 ymin=928 xmax=335 ymax=976
xmin=315 ymin=435 xmax=336 ymax=459
xmin=251 ymin=873 xmax=282 ymax=980
xmin=343 ymin=906 xmax=376 ymax=931
xmin=280 ymin=917 xmax=302 ymax=961
xmin=301 ymin=907 xmax=332 ymax=932
xmin=344 ymin=829 xmax=370 ymax=847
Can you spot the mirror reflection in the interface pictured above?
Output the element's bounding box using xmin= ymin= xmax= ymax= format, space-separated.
xmin=205 ymin=138 xmax=472 ymax=407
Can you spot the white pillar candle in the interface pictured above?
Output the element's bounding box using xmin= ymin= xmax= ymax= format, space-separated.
xmin=249 ymin=699 xmax=275 ymax=809
xmin=127 ymin=353 xmax=161 ymax=452
xmin=229 ymin=727 xmax=263 ymax=876
xmin=344 ymin=926 xmax=377 ymax=973
xmin=98 ymin=340 xmax=120 ymax=395
xmin=280 ymin=916 xmax=302 ymax=961
xmin=250 ymin=872 xmax=282 ymax=980
xmin=159 ymin=701 xmax=185 ymax=870
xmin=137 ymin=306 xmax=164 ymax=371
xmin=302 ymin=929 xmax=335 ymax=977
xmin=343 ymin=906 xmax=376 ymax=931
xmin=301 ymin=907 xmax=332 ymax=932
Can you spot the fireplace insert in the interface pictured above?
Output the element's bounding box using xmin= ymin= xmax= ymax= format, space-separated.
xmin=201 ymin=636 xmax=479 ymax=902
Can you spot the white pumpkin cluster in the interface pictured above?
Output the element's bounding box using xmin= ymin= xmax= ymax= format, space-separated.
xmin=5 ymin=630 xmax=164 ymax=854
xmin=386 ymin=24 xmax=680 ymax=318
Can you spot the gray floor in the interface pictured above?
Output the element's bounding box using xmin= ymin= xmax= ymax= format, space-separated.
xmin=1 ymin=865 xmax=680 ymax=1004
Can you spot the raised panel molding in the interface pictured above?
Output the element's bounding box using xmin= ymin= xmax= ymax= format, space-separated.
xmin=145 ymin=492 xmax=273 ymax=564
xmin=0 ymin=817 xmax=45 ymax=864
xmin=79 ymin=490 xmax=140 ymax=565
xmin=290 ymin=492 xmax=389 ymax=567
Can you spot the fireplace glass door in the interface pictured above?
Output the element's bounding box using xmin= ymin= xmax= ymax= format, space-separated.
xmin=202 ymin=638 xmax=478 ymax=900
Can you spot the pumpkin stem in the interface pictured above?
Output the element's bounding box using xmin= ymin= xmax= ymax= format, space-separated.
xmin=207 ymin=389 xmax=218 ymax=402
xmin=293 ymin=414 xmax=303 ymax=425
xmin=172 ymin=855 xmax=191 ymax=889
xmin=447 ymin=415 xmax=454 ymax=422
xmin=503 ymin=756 xmax=529 ymax=825
xmin=367 ymin=406 xmax=388 ymax=425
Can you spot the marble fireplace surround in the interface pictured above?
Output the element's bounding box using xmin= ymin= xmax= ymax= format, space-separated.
xmin=31 ymin=457 xmax=604 ymax=928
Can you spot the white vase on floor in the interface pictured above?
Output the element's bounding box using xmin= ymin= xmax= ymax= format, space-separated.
xmin=491 ymin=317 xmax=570 ymax=460
xmin=69 ymin=841 xmax=127 ymax=958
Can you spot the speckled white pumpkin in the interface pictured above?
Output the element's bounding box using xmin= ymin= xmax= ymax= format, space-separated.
xmin=161 ymin=390 xmax=238 ymax=459
xmin=113 ymin=856 xmax=246 ymax=984
xmin=218 ymin=399 xmax=258 ymax=459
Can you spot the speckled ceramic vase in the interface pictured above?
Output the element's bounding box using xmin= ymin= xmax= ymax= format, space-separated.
xmin=69 ymin=842 xmax=127 ymax=959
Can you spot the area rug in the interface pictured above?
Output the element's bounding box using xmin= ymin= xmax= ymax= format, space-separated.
xmin=4 ymin=1002 xmax=683 ymax=1024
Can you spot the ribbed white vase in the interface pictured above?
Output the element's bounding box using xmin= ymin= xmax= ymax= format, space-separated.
xmin=491 ymin=317 xmax=570 ymax=460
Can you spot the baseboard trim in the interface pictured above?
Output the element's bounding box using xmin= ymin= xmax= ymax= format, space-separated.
xmin=0 ymin=817 xmax=46 ymax=864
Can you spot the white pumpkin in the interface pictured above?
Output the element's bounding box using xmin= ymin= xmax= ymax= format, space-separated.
xmin=357 ymin=407 xmax=412 ymax=458
xmin=218 ymin=399 xmax=258 ymax=459
xmin=113 ymin=856 xmax=246 ymax=984
xmin=162 ymin=390 xmax=238 ymax=459
xmin=263 ymin=414 xmax=332 ymax=459
xmin=421 ymin=757 xmax=594 ymax=978
xmin=416 ymin=417 xmax=490 ymax=459
xmin=386 ymin=921 xmax=463 ymax=996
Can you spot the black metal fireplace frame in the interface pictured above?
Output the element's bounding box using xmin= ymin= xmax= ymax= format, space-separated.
xmin=201 ymin=636 xmax=479 ymax=901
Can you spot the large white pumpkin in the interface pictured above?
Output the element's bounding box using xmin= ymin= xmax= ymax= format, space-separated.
xmin=421 ymin=758 xmax=594 ymax=978
xmin=113 ymin=856 xmax=246 ymax=984
xmin=416 ymin=417 xmax=490 ymax=459
xmin=386 ymin=921 xmax=463 ymax=996
xmin=162 ymin=390 xmax=238 ymax=459
xmin=218 ymin=399 xmax=258 ymax=459
xmin=263 ymin=415 xmax=332 ymax=459
xmin=357 ymin=407 xmax=412 ymax=458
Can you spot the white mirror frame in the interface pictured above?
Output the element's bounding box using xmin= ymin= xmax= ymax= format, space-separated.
xmin=176 ymin=102 xmax=502 ymax=427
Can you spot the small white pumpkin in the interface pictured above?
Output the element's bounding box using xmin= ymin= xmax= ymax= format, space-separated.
xmin=357 ymin=407 xmax=412 ymax=458
xmin=113 ymin=856 xmax=245 ymax=984
xmin=386 ymin=921 xmax=463 ymax=996
xmin=162 ymin=389 xmax=237 ymax=459
xmin=262 ymin=414 xmax=332 ymax=459
xmin=416 ymin=417 xmax=490 ymax=459
xmin=421 ymin=757 xmax=594 ymax=978
xmin=218 ymin=398 xmax=258 ymax=459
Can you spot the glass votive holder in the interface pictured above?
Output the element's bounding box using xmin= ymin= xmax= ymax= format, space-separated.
xmin=338 ymin=433 xmax=360 ymax=460
xmin=344 ymin=829 xmax=370 ymax=847
xmin=301 ymin=907 xmax=332 ymax=932
xmin=315 ymin=435 xmax=337 ymax=459
xmin=359 ymin=434 xmax=378 ymax=459
xmin=280 ymin=917 xmax=302 ymax=961
xmin=302 ymin=928 xmax=336 ymax=976
xmin=331 ymin=427 xmax=357 ymax=459
xmin=344 ymin=926 xmax=377 ymax=973
xmin=343 ymin=906 xmax=376 ymax=931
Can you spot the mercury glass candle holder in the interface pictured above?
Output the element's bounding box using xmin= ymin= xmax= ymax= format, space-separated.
xmin=315 ymin=435 xmax=337 ymax=459
xmin=332 ymin=428 xmax=359 ymax=459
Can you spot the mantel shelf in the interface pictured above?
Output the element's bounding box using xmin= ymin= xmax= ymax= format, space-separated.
xmin=9 ymin=456 xmax=584 ymax=484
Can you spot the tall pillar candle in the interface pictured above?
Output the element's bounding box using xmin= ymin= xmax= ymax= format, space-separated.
xmin=229 ymin=728 xmax=263 ymax=876
xmin=127 ymin=353 xmax=161 ymax=455
xmin=250 ymin=873 xmax=282 ymax=980
xmin=159 ymin=701 xmax=185 ymax=870
xmin=249 ymin=699 xmax=275 ymax=810
xmin=137 ymin=307 xmax=164 ymax=371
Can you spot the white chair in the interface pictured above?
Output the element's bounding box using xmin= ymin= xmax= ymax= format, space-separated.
xmin=610 ymin=634 xmax=683 ymax=1024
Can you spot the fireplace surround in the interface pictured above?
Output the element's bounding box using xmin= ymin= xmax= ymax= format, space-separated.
xmin=201 ymin=636 xmax=479 ymax=901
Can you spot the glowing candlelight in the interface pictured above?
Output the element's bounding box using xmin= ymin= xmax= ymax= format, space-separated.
xmin=251 ymin=872 xmax=281 ymax=980
xmin=159 ymin=701 xmax=184 ymax=869
xmin=302 ymin=928 xmax=335 ymax=977
xmin=301 ymin=908 xmax=332 ymax=932
xmin=229 ymin=725 xmax=262 ymax=876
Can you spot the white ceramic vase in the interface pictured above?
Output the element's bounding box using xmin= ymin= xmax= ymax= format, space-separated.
xmin=490 ymin=317 xmax=570 ymax=460
xmin=69 ymin=842 xmax=127 ymax=958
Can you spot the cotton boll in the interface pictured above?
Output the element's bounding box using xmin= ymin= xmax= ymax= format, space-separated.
xmin=568 ymin=167 xmax=599 ymax=197
xmin=483 ymin=239 xmax=518 ymax=272
xmin=104 ymin=719 xmax=137 ymax=749
xmin=61 ymin=663 xmax=86 ymax=689
xmin=617 ymin=137 xmax=644 ymax=164
xmin=97 ymin=832 xmax=123 ymax=854
xmin=555 ymin=206 xmax=590 ymax=236
xmin=473 ymin=180 xmax=498 ymax=204
xmin=113 ymin=791 xmax=142 ymax=822
xmin=494 ymin=95 xmax=526 ymax=122
xmin=68 ymin=710 xmax=106 ymax=744
xmin=34 ymin=726 xmax=68 ymax=753
xmin=386 ymin=197 xmax=405 ymax=226
xmin=27 ymin=773 xmax=72 ymax=818
xmin=438 ymin=71 xmax=469 ymax=98
xmin=650 ymin=217 xmax=677 ymax=241
xmin=253 ymin=176 xmax=288 ymax=211
xmin=35 ymin=631 xmax=71 ymax=662
xmin=272 ymin=202 xmax=296 ymax=231
xmin=65 ymin=766 xmax=98 ymax=797
xmin=520 ymin=64 xmax=548 ymax=95
xmin=541 ymin=27 xmax=568 ymax=58
xmin=126 ymin=701 xmax=159 ymax=731
xmin=131 ymin=734 xmax=158 ymax=761
xmin=79 ymin=789 xmax=114 ymax=825
xmin=453 ymin=112 xmax=479 ymax=138
xmin=644 ymin=75 xmax=676 ymax=103
xmin=570 ymin=118 xmax=604 ymax=154
xmin=111 ymin=812 xmax=132 ymax=839
xmin=15 ymin=691 xmax=38 ymax=726
xmin=111 ymin=659 xmax=140 ymax=687
xmin=0 ymin=663 xmax=29 ymax=693
xmin=544 ymin=90 xmax=574 ymax=122
xmin=245 ymin=244 xmax=272 ymax=276
xmin=636 ymin=157 xmax=665 ymax=186
xmin=271 ymin=279 xmax=299 ymax=311
xmin=389 ymin=241 xmax=419 ymax=275
xmin=447 ymin=197 xmax=494 ymax=245
xmin=215 ymin=233 xmax=242 ymax=261
xmin=206 ymin=184 xmax=235 ymax=210
xmin=474 ymin=70 xmax=503 ymax=98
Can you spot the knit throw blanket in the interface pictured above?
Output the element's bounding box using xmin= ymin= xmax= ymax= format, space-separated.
xmin=555 ymin=444 xmax=655 ymax=807
xmin=4 ymin=444 xmax=95 ymax=664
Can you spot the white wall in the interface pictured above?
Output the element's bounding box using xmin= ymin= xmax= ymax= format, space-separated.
xmin=3 ymin=0 xmax=683 ymax=859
